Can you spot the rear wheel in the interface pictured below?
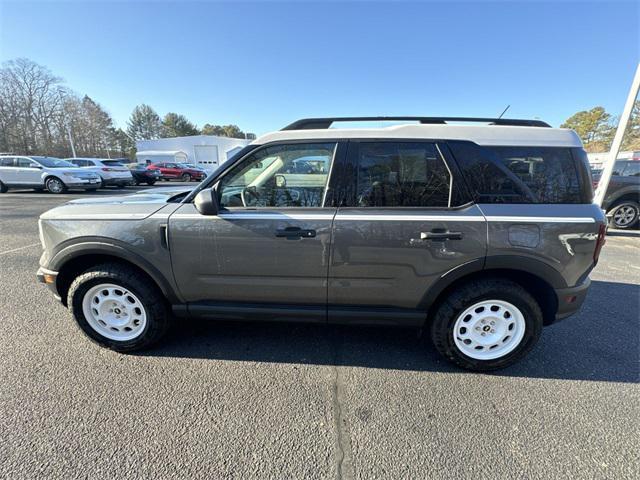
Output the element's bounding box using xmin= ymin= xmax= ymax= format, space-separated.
xmin=609 ymin=201 xmax=639 ymax=229
xmin=181 ymin=173 xmax=191 ymax=182
xmin=0 ymin=180 xmax=8 ymax=193
xmin=430 ymin=278 xmax=543 ymax=371
xmin=45 ymin=177 xmax=67 ymax=194
xmin=146 ymin=180 xmax=156 ymax=186
xmin=68 ymin=263 xmax=171 ymax=351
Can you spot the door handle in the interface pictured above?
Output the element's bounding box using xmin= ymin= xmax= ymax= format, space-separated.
xmin=420 ymin=231 xmax=463 ymax=241
xmin=275 ymin=227 xmax=316 ymax=239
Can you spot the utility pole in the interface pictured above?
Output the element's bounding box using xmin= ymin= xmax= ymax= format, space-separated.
xmin=594 ymin=63 xmax=640 ymax=206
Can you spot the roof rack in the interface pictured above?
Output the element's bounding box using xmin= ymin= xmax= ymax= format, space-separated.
xmin=281 ymin=116 xmax=551 ymax=130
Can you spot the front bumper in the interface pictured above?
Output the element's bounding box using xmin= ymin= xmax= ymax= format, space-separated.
xmin=66 ymin=178 xmax=101 ymax=188
xmin=37 ymin=266 xmax=61 ymax=300
xmin=554 ymin=277 xmax=591 ymax=321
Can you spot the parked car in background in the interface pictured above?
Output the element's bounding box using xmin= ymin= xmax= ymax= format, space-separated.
xmin=147 ymin=162 xmax=205 ymax=182
xmin=66 ymin=158 xmax=134 ymax=188
xmin=592 ymin=158 xmax=640 ymax=229
xmin=129 ymin=164 xmax=162 ymax=185
xmin=0 ymin=155 xmax=101 ymax=193
xmin=37 ymin=116 xmax=606 ymax=371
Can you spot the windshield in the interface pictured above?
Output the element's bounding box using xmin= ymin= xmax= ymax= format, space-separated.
xmin=32 ymin=156 xmax=75 ymax=168
xmin=102 ymin=160 xmax=125 ymax=167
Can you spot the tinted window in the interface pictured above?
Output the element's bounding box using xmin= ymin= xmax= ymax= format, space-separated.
xmin=0 ymin=157 xmax=15 ymax=167
xmin=354 ymin=142 xmax=452 ymax=207
xmin=218 ymin=143 xmax=336 ymax=208
xmin=450 ymin=142 xmax=584 ymax=204
xmin=102 ymin=160 xmax=125 ymax=167
xmin=623 ymin=161 xmax=640 ymax=177
xmin=17 ymin=158 xmax=37 ymax=168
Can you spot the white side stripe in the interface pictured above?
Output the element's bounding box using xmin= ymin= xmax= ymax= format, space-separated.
xmin=336 ymin=215 xmax=485 ymax=222
xmin=484 ymin=216 xmax=595 ymax=224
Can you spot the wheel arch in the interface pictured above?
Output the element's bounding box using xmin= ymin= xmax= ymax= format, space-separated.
xmin=52 ymin=243 xmax=180 ymax=307
xmin=423 ymin=259 xmax=561 ymax=327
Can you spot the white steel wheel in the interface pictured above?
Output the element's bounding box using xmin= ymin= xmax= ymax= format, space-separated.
xmin=453 ymin=300 xmax=526 ymax=360
xmin=81 ymin=283 xmax=147 ymax=341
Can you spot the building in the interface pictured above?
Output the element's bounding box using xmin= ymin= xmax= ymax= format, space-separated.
xmin=587 ymin=150 xmax=640 ymax=170
xmin=136 ymin=135 xmax=251 ymax=173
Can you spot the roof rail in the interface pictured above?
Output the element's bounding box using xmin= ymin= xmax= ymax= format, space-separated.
xmin=281 ymin=116 xmax=551 ymax=130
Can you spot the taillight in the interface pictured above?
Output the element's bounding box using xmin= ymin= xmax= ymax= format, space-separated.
xmin=102 ymin=167 xmax=115 ymax=171
xmin=593 ymin=224 xmax=607 ymax=264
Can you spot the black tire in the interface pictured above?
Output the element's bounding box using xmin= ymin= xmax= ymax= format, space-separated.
xmin=608 ymin=201 xmax=639 ymax=230
xmin=68 ymin=263 xmax=171 ymax=352
xmin=146 ymin=180 xmax=156 ymax=186
xmin=429 ymin=278 xmax=543 ymax=371
xmin=134 ymin=180 xmax=141 ymax=186
xmin=116 ymin=184 xmax=126 ymax=189
xmin=0 ymin=180 xmax=8 ymax=193
xmin=45 ymin=176 xmax=67 ymax=194
xmin=181 ymin=173 xmax=191 ymax=182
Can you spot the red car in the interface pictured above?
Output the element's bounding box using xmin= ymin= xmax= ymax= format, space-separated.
xmin=147 ymin=162 xmax=206 ymax=182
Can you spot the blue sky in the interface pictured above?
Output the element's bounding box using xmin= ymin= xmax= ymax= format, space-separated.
xmin=0 ymin=1 xmax=638 ymax=134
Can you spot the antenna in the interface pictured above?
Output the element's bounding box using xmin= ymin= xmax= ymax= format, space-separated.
xmin=498 ymin=105 xmax=510 ymax=119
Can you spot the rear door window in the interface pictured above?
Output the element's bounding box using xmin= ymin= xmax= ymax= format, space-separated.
xmin=623 ymin=162 xmax=640 ymax=177
xmin=0 ymin=157 xmax=15 ymax=167
xmin=351 ymin=142 xmax=454 ymax=207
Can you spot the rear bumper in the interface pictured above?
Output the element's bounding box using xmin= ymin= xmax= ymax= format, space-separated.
xmin=36 ymin=266 xmax=61 ymax=300
xmin=554 ymin=277 xmax=591 ymax=322
xmin=102 ymin=177 xmax=134 ymax=186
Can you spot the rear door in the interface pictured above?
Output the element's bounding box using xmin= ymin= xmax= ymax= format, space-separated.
xmin=168 ymin=141 xmax=344 ymax=321
xmin=328 ymin=140 xmax=487 ymax=325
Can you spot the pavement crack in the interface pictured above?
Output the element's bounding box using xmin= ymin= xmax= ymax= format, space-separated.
xmin=331 ymin=330 xmax=354 ymax=480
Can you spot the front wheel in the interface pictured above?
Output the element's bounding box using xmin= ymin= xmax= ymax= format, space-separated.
xmin=45 ymin=177 xmax=67 ymax=194
xmin=609 ymin=201 xmax=639 ymax=229
xmin=429 ymin=278 xmax=543 ymax=371
xmin=68 ymin=263 xmax=171 ymax=351
xmin=0 ymin=180 xmax=8 ymax=193
xmin=146 ymin=180 xmax=156 ymax=186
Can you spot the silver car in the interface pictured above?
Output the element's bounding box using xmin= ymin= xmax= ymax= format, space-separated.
xmin=0 ymin=155 xmax=101 ymax=193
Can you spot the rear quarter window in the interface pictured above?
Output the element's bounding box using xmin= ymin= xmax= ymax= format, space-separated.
xmin=448 ymin=141 xmax=589 ymax=204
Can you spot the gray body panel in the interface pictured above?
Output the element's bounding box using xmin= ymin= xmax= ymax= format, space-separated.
xmin=479 ymin=203 xmax=606 ymax=288
xmin=168 ymin=204 xmax=336 ymax=306
xmin=327 ymin=205 xmax=487 ymax=319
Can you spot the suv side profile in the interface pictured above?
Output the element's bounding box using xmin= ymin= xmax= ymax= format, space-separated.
xmin=0 ymin=155 xmax=101 ymax=193
xmin=66 ymin=158 xmax=134 ymax=188
xmin=592 ymin=159 xmax=640 ymax=229
xmin=36 ymin=117 xmax=606 ymax=371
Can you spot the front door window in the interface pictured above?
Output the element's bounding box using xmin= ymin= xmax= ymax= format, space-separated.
xmin=218 ymin=143 xmax=336 ymax=208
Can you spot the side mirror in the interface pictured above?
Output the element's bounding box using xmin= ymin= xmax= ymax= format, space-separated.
xmin=194 ymin=188 xmax=220 ymax=216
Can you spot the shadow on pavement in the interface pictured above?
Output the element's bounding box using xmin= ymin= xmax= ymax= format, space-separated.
xmin=144 ymin=279 xmax=639 ymax=383
xmin=607 ymin=229 xmax=640 ymax=238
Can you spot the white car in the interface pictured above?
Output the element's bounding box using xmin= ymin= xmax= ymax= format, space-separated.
xmin=66 ymin=158 xmax=134 ymax=188
xmin=0 ymin=155 xmax=101 ymax=194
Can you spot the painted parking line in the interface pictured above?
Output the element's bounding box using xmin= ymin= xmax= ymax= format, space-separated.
xmin=0 ymin=242 xmax=40 ymax=255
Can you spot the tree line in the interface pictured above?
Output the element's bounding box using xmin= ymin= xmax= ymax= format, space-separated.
xmin=560 ymin=103 xmax=639 ymax=153
xmin=1 ymin=57 xmax=638 ymax=159
xmin=0 ymin=58 xmax=254 ymax=159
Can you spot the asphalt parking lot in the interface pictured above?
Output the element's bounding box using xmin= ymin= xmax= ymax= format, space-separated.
xmin=0 ymin=185 xmax=638 ymax=479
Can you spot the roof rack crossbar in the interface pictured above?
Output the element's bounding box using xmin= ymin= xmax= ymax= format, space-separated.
xmin=282 ymin=116 xmax=551 ymax=130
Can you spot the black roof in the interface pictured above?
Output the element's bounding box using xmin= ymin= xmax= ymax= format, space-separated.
xmin=282 ymin=116 xmax=551 ymax=130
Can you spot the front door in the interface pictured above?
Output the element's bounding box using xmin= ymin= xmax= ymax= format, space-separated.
xmin=14 ymin=157 xmax=44 ymax=185
xmin=328 ymin=140 xmax=487 ymax=325
xmin=169 ymin=141 xmax=343 ymax=321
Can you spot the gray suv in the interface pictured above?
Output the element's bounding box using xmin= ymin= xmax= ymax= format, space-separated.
xmin=36 ymin=117 xmax=606 ymax=371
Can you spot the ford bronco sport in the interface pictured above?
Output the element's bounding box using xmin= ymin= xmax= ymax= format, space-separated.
xmin=37 ymin=117 xmax=606 ymax=371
